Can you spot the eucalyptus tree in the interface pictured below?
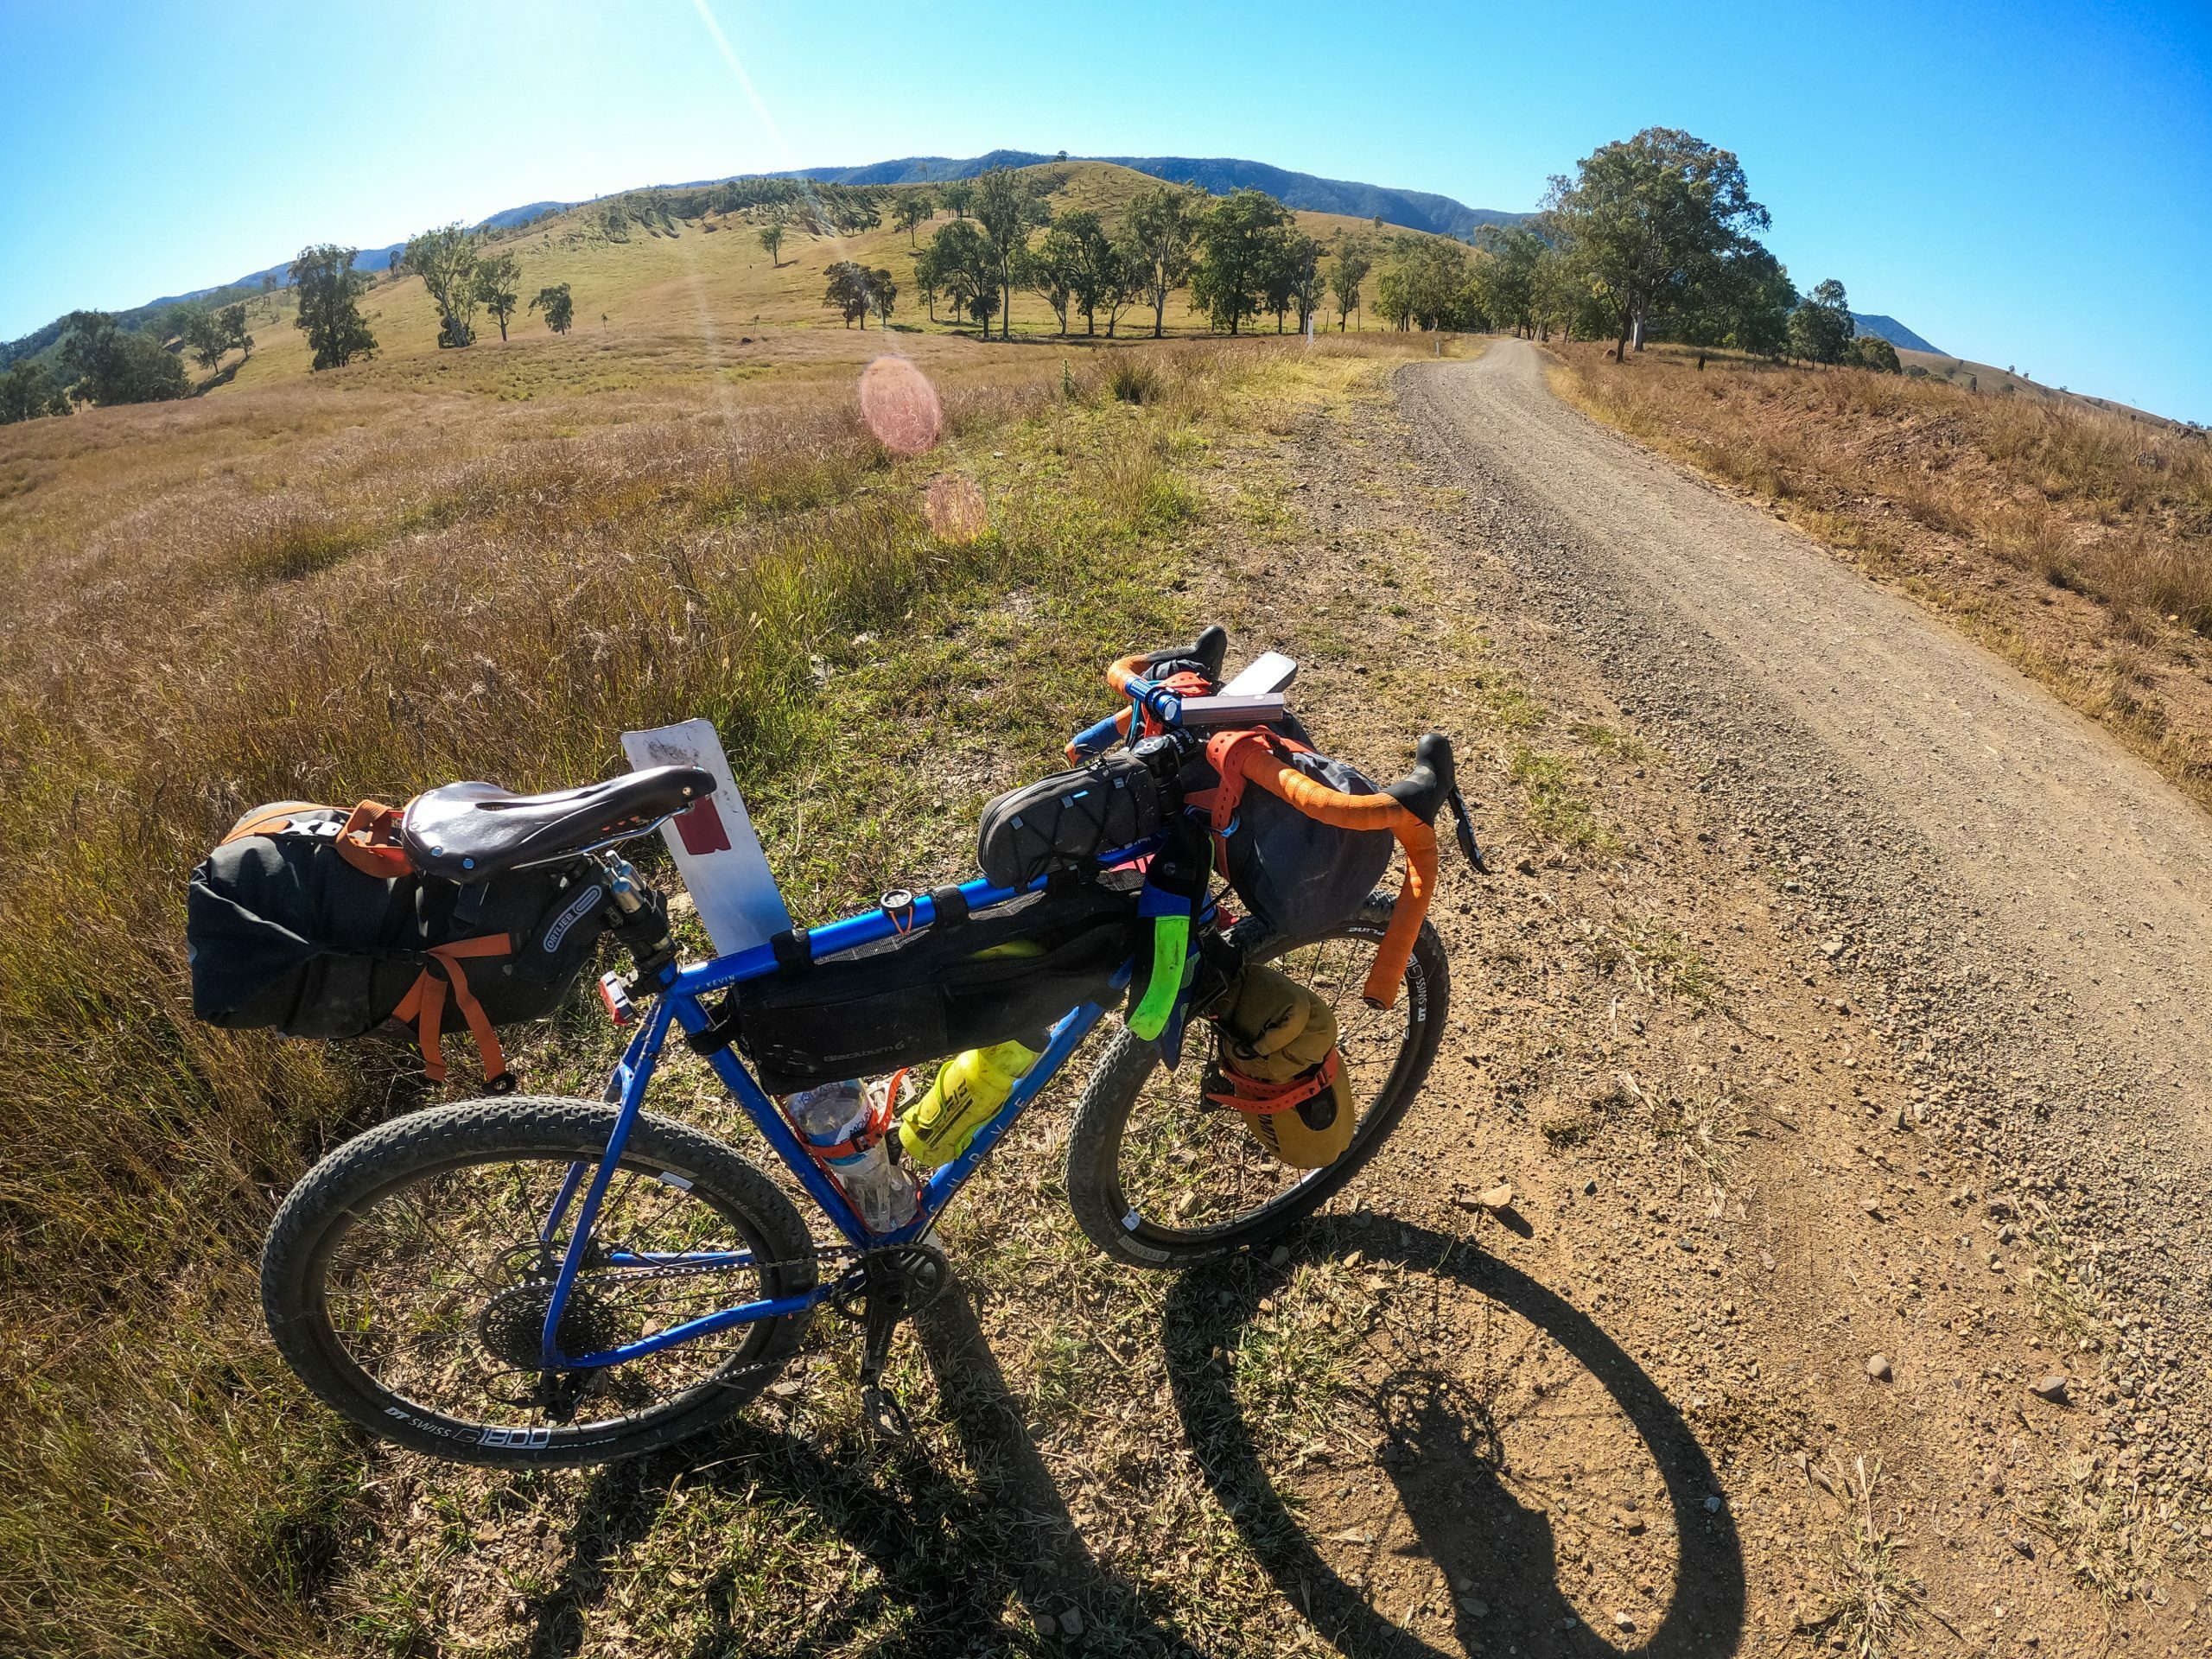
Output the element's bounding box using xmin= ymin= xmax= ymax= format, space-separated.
xmin=1543 ymin=127 xmax=1770 ymax=359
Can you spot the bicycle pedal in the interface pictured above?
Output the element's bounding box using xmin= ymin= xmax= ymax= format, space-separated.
xmin=859 ymin=1383 xmax=914 ymax=1442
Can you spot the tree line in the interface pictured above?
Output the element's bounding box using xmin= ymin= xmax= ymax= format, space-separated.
xmin=0 ymin=226 xmax=582 ymax=422
xmin=1429 ymin=130 xmax=1897 ymax=370
xmin=288 ymin=227 xmax=577 ymax=372
xmin=872 ymin=146 xmax=1902 ymax=375
xmin=890 ymin=171 xmax=1328 ymax=340
xmin=0 ymin=139 xmax=1909 ymax=429
xmin=0 ymin=299 xmax=258 ymax=423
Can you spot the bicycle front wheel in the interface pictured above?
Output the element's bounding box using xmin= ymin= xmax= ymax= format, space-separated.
xmin=261 ymin=1097 xmax=817 ymax=1467
xmin=1064 ymin=895 xmax=1448 ymax=1269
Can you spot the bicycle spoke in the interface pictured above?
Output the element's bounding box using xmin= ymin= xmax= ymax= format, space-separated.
xmin=321 ymin=1150 xmax=782 ymax=1435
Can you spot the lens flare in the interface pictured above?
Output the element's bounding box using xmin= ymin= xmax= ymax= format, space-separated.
xmin=859 ymin=356 xmax=944 ymax=457
xmin=925 ymin=474 xmax=988 ymax=543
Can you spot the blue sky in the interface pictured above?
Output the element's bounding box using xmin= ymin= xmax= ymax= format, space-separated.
xmin=3 ymin=0 xmax=2207 ymax=419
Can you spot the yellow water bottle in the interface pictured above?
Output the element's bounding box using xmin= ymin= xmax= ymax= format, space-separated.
xmin=897 ymin=1039 xmax=1041 ymax=1167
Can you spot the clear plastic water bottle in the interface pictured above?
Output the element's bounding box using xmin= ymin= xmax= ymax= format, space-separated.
xmin=788 ymin=1079 xmax=918 ymax=1234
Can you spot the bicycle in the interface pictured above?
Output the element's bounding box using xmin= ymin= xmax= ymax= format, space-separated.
xmin=259 ymin=626 xmax=1477 ymax=1466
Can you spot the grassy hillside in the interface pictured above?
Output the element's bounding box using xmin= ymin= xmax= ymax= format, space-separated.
xmin=1894 ymin=346 xmax=2183 ymax=428
xmin=142 ymin=164 xmax=1395 ymax=403
xmin=0 ymin=213 xmax=1445 ymax=1650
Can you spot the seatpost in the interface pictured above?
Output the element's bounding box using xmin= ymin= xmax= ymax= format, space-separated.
xmin=596 ymin=851 xmax=677 ymax=980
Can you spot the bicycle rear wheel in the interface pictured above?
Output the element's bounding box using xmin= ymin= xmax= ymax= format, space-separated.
xmin=261 ymin=1097 xmax=817 ymax=1467
xmin=1063 ymin=895 xmax=1448 ymax=1269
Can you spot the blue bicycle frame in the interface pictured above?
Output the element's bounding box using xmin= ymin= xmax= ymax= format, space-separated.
xmin=531 ymin=666 xmax=1202 ymax=1371
xmin=531 ymin=862 xmax=1192 ymax=1372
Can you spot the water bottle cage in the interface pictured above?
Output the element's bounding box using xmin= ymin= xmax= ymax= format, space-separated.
xmin=799 ymin=1089 xmax=895 ymax=1163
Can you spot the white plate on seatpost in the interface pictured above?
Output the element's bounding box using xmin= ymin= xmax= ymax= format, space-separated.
xmin=621 ymin=718 xmax=791 ymax=957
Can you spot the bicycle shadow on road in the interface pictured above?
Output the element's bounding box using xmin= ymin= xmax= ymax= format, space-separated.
xmin=524 ymin=1278 xmax=1179 ymax=1659
xmin=1162 ymin=1215 xmax=1748 ymax=1659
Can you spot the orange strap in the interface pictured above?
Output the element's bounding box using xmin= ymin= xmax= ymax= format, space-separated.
xmin=221 ymin=803 xmax=318 ymax=844
xmin=1198 ymin=728 xmax=1310 ymax=836
xmin=803 ymin=1086 xmax=895 ymax=1162
xmin=334 ymin=799 xmax=415 ymax=878
xmin=1205 ymin=1048 xmax=1342 ymax=1116
xmin=219 ymin=800 xmax=416 ymax=878
xmin=1206 ymin=728 xmax=1436 ymax=1009
xmin=391 ymin=935 xmax=513 ymax=1087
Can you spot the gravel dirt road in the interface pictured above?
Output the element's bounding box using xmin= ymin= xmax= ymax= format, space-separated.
xmin=1221 ymin=340 xmax=2212 ymax=1654
xmin=1412 ymin=340 xmax=2212 ymax=1145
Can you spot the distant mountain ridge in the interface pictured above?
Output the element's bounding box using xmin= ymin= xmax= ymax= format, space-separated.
xmin=1850 ymin=313 xmax=1942 ymax=354
xmin=761 ymin=149 xmax=1530 ymax=239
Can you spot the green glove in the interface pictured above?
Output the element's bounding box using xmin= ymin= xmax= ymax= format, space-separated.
xmin=1128 ymin=812 xmax=1211 ymax=1043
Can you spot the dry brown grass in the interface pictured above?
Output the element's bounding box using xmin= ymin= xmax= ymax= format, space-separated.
xmin=1551 ymin=342 xmax=2212 ymax=796
xmin=0 ymin=330 xmax=1423 ymax=1656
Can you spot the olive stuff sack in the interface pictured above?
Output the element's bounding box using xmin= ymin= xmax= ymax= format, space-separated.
xmin=1184 ymin=729 xmax=1391 ymax=941
xmin=703 ymin=879 xmax=1138 ymax=1095
xmin=186 ymin=802 xmax=621 ymax=1088
xmin=1203 ymin=962 xmax=1357 ymax=1168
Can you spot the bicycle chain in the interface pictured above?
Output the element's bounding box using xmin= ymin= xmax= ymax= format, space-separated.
xmin=544 ymin=1241 xmax=868 ymax=1288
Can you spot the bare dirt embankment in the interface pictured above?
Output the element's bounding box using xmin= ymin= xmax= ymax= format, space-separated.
xmin=1363 ymin=337 xmax=2211 ymax=1652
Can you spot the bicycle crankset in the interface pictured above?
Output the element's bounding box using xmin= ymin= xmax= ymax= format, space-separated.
xmin=826 ymin=1241 xmax=952 ymax=1322
xmin=826 ymin=1240 xmax=952 ymax=1442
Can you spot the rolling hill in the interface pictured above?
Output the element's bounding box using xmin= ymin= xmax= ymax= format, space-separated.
xmin=1 ymin=152 xmax=1524 ymax=366
xmin=1849 ymin=312 xmax=1941 ymax=353
xmin=0 ymin=162 xmax=1420 ymax=401
xmin=3 ymin=150 xmax=1950 ymax=385
xmin=761 ymin=149 xmax=1529 ymax=238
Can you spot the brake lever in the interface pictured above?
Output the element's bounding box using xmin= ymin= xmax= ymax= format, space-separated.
xmin=1446 ymin=786 xmax=1488 ymax=874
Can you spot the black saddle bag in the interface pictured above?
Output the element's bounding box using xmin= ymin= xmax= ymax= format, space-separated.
xmin=187 ymin=803 xmax=619 ymax=1046
xmin=719 ymin=880 xmax=1138 ymax=1095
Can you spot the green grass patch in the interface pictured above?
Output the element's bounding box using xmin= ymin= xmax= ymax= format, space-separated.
xmin=1506 ymin=744 xmax=1622 ymax=855
xmin=0 ymin=343 xmax=1431 ymax=1659
xmin=1570 ymin=720 xmax=1657 ymax=764
xmin=1617 ymin=918 xmax=1720 ymax=1007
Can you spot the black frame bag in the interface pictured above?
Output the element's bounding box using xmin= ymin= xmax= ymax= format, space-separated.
xmin=712 ymin=879 xmax=1138 ymax=1095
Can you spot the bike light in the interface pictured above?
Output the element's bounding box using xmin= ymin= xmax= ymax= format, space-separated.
xmin=598 ymin=970 xmax=636 ymax=1027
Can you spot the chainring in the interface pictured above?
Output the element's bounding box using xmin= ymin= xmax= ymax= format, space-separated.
xmin=827 ymin=1242 xmax=952 ymax=1322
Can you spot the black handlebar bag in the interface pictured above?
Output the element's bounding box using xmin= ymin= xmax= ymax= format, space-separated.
xmin=1221 ymin=748 xmax=1393 ymax=939
xmin=721 ymin=879 xmax=1138 ymax=1095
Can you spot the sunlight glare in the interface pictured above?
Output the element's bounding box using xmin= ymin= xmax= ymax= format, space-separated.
xmin=860 ymin=355 xmax=944 ymax=457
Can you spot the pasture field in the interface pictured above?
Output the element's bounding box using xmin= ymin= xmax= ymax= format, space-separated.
xmin=0 ymin=283 xmax=1438 ymax=1654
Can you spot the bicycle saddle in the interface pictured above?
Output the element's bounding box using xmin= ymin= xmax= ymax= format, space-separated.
xmin=402 ymin=766 xmax=715 ymax=881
